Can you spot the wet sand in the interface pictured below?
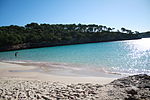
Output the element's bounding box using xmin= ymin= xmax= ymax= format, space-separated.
xmin=0 ymin=62 xmax=116 ymax=84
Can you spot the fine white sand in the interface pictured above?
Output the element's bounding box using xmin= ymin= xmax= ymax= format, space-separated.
xmin=0 ymin=62 xmax=149 ymax=100
xmin=0 ymin=62 xmax=116 ymax=84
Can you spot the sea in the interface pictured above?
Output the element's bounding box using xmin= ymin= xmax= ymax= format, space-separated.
xmin=0 ymin=38 xmax=150 ymax=77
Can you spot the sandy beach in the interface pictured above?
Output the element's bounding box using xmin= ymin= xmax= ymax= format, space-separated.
xmin=0 ymin=62 xmax=150 ymax=100
xmin=0 ymin=61 xmax=116 ymax=100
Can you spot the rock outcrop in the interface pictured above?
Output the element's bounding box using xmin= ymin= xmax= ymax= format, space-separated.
xmin=98 ymin=74 xmax=150 ymax=100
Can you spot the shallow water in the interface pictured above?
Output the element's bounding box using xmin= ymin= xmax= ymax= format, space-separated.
xmin=0 ymin=38 xmax=150 ymax=76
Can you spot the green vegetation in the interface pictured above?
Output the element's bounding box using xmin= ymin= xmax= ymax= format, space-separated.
xmin=138 ymin=31 xmax=150 ymax=38
xmin=0 ymin=23 xmax=142 ymax=51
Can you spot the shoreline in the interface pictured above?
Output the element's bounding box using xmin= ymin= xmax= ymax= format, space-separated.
xmin=0 ymin=61 xmax=117 ymax=84
xmin=1 ymin=60 xmax=123 ymax=77
xmin=0 ymin=37 xmax=141 ymax=52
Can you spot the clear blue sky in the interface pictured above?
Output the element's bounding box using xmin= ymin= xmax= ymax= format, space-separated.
xmin=0 ymin=0 xmax=150 ymax=32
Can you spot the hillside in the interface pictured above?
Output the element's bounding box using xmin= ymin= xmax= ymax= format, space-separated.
xmin=0 ymin=23 xmax=142 ymax=51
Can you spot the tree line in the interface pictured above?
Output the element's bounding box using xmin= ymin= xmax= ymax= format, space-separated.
xmin=0 ymin=23 xmax=141 ymax=49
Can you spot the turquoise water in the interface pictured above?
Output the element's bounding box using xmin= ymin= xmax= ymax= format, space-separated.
xmin=0 ymin=38 xmax=150 ymax=75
